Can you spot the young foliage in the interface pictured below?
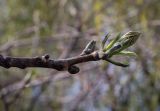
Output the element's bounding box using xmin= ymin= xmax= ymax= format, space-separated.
xmin=101 ymin=31 xmax=141 ymax=67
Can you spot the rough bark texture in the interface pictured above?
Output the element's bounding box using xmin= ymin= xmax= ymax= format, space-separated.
xmin=0 ymin=51 xmax=104 ymax=74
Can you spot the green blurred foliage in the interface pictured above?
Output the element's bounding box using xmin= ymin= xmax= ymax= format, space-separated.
xmin=0 ymin=0 xmax=160 ymax=111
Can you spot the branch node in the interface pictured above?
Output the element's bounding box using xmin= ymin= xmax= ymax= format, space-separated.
xmin=41 ymin=54 xmax=50 ymax=62
xmin=92 ymin=51 xmax=100 ymax=60
xmin=35 ymin=56 xmax=42 ymax=61
xmin=68 ymin=65 xmax=80 ymax=74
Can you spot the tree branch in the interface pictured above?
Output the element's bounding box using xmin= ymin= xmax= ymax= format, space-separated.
xmin=0 ymin=31 xmax=140 ymax=74
xmin=0 ymin=50 xmax=105 ymax=74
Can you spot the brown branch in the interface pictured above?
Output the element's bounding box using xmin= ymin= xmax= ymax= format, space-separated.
xmin=1 ymin=30 xmax=140 ymax=74
xmin=0 ymin=53 xmax=103 ymax=72
xmin=0 ymin=45 xmax=109 ymax=73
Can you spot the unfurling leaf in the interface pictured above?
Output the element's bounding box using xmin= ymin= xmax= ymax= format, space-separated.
xmin=103 ymin=33 xmax=121 ymax=52
xmin=118 ymin=31 xmax=141 ymax=49
xmin=101 ymin=33 xmax=110 ymax=49
xmin=106 ymin=31 xmax=141 ymax=57
xmin=116 ymin=51 xmax=137 ymax=57
xmin=106 ymin=58 xmax=129 ymax=67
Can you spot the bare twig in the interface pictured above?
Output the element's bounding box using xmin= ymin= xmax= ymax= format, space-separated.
xmin=0 ymin=31 xmax=140 ymax=74
xmin=0 ymin=46 xmax=108 ymax=74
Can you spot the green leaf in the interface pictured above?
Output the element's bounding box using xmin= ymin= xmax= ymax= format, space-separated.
xmin=105 ymin=31 xmax=140 ymax=57
xmin=103 ymin=33 xmax=121 ymax=52
xmin=106 ymin=58 xmax=129 ymax=67
xmin=116 ymin=50 xmax=137 ymax=57
xmin=118 ymin=31 xmax=141 ymax=50
xmin=101 ymin=33 xmax=110 ymax=49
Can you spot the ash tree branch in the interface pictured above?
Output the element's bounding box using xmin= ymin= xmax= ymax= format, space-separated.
xmin=0 ymin=31 xmax=140 ymax=74
xmin=0 ymin=43 xmax=107 ymax=74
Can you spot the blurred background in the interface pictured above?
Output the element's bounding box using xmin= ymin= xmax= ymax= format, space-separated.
xmin=0 ymin=0 xmax=160 ymax=111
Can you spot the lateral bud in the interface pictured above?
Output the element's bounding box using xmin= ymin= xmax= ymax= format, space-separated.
xmin=80 ymin=40 xmax=96 ymax=56
xmin=68 ymin=65 xmax=80 ymax=74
